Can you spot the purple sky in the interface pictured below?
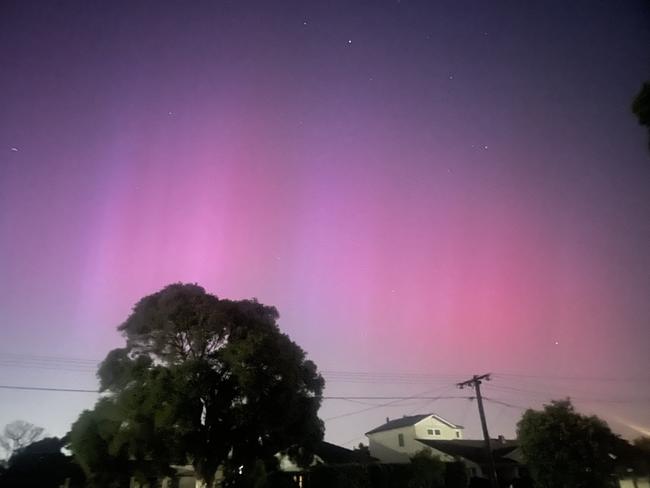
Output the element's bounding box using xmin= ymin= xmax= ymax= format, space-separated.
xmin=1 ymin=0 xmax=649 ymax=448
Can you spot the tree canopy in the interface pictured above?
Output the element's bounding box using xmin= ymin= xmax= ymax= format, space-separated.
xmin=70 ymin=283 xmax=324 ymax=487
xmin=0 ymin=436 xmax=84 ymax=488
xmin=632 ymin=82 xmax=650 ymax=150
xmin=408 ymin=450 xmax=445 ymax=488
xmin=0 ymin=420 xmax=44 ymax=460
xmin=517 ymin=399 xmax=621 ymax=488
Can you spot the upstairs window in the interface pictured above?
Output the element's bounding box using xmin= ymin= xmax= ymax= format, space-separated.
xmin=427 ymin=429 xmax=434 ymax=435
xmin=456 ymin=431 xmax=460 ymax=438
xmin=434 ymin=429 xmax=441 ymax=435
xmin=398 ymin=433 xmax=404 ymax=447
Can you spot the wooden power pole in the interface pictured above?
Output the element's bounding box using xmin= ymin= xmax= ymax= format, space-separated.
xmin=457 ymin=374 xmax=498 ymax=488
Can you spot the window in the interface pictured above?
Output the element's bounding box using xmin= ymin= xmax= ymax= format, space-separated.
xmin=456 ymin=431 xmax=460 ymax=438
xmin=434 ymin=429 xmax=441 ymax=435
xmin=398 ymin=433 xmax=404 ymax=447
xmin=427 ymin=429 xmax=434 ymax=435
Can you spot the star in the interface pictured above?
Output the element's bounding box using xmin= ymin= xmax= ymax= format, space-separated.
xmin=448 ymin=74 xmax=454 ymax=80
xmin=10 ymin=147 xmax=19 ymax=152
xmin=347 ymin=39 xmax=352 ymax=44
xmin=303 ymin=20 xmax=308 ymax=26
xmin=554 ymin=341 xmax=559 ymax=345
xmin=168 ymin=111 xmax=174 ymax=116
xmin=483 ymin=145 xmax=488 ymax=150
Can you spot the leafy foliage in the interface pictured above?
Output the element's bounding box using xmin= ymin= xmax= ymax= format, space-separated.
xmin=408 ymin=450 xmax=445 ymax=488
xmin=309 ymin=460 xmax=457 ymax=488
xmin=0 ymin=437 xmax=84 ymax=488
xmin=632 ymin=82 xmax=650 ymax=150
xmin=517 ymin=399 xmax=620 ymax=488
xmin=623 ymin=437 xmax=650 ymax=476
xmin=443 ymin=461 xmax=468 ymax=488
xmin=634 ymin=437 xmax=650 ymax=458
xmin=0 ymin=420 xmax=44 ymax=460
xmin=70 ymin=283 xmax=324 ymax=487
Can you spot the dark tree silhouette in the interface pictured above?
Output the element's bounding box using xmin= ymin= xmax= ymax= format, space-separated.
xmin=632 ymin=82 xmax=650 ymax=150
xmin=0 ymin=420 xmax=44 ymax=460
xmin=70 ymin=283 xmax=324 ymax=488
xmin=408 ymin=450 xmax=445 ymax=488
xmin=517 ymin=400 xmax=620 ymax=488
xmin=0 ymin=437 xmax=84 ymax=488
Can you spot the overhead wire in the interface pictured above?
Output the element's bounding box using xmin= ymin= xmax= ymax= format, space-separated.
xmin=0 ymin=384 xmax=100 ymax=393
xmin=483 ymin=382 xmax=650 ymax=404
xmin=2 ymin=353 xmax=649 ymax=380
xmin=482 ymin=397 xmax=529 ymax=410
xmin=2 ymin=354 xmax=649 ymax=387
xmin=323 ymin=383 xmax=462 ymax=421
xmin=493 ymin=372 xmax=650 ymax=383
xmin=2 ymin=354 xmax=649 ymax=407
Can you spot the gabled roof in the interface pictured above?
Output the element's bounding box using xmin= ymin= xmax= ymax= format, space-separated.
xmin=365 ymin=414 xmax=463 ymax=435
xmin=416 ymin=439 xmax=520 ymax=466
xmin=366 ymin=414 xmax=430 ymax=435
xmin=430 ymin=414 xmax=464 ymax=430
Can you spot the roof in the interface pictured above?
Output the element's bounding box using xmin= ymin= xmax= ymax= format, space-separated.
xmin=431 ymin=414 xmax=464 ymax=430
xmin=314 ymin=442 xmax=375 ymax=464
xmin=365 ymin=414 xmax=463 ymax=435
xmin=416 ymin=439 xmax=520 ymax=466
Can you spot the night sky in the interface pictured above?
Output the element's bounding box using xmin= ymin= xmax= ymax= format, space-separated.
xmin=1 ymin=0 xmax=649 ymax=448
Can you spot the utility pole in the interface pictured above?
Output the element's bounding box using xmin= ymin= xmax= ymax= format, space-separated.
xmin=457 ymin=374 xmax=498 ymax=488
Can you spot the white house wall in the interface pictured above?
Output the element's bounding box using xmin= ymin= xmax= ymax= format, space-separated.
xmin=368 ymin=425 xmax=422 ymax=463
xmin=367 ymin=415 xmax=463 ymax=463
xmin=413 ymin=416 xmax=463 ymax=440
xmin=619 ymin=478 xmax=650 ymax=488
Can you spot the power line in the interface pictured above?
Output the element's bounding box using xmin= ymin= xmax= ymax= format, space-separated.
xmin=0 ymin=383 xmax=477 ymax=401
xmin=0 ymin=384 xmax=99 ymax=393
xmin=2 ymin=354 xmax=649 ymax=385
xmin=0 ymin=353 xmax=100 ymax=365
xmin=1 ymin=381 xmax=647 ymax=405
xmin=323 ymin=383 xmax=459 ymax=421
xmin=493 ymin=372 xmax=650 ymax=383
xmin=2 ymin=379 xmax=648 ymax=405
xmin=483 ymin=383 xmax=650 ymax=404
xmin=482 ymin=397 xmax=529 ymax=410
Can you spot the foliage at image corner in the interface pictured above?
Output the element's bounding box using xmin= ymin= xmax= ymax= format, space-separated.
xmin=68 ymin=282 xmax=325 ymax=488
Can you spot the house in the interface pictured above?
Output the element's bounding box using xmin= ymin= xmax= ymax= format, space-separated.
xmin=416 ymin=437 xmax=524 ymax=483
xmin=130 ymin=441 xmax=369 ymax=488
xmin=365 ymin=414 xmax=464 ymax=463
xmin=365 ymin=414 xmax=526 ymax=483
xmin=277 ymin=441 xmax=375 ymax=472
xmin=618 ymin=477 xmax=650 ymax=488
